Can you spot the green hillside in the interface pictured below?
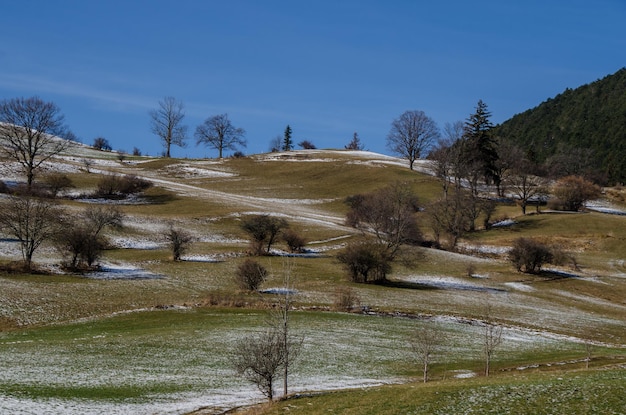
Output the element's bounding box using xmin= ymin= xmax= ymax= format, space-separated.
xmin=494 ymin=67 xmax=626 ymax=183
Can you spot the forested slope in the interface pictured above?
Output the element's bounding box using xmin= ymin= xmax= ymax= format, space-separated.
xmin=494 ymin=67 xmax=626 ymax=183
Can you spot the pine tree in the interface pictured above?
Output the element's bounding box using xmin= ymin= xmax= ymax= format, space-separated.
xmin=462 ymin=100 xmax=499 ymax=187
xmin=283 ymin=125 xmax=293 ymax=151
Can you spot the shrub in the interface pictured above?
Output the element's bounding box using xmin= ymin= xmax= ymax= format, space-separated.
xmin=165 ymin=225 xmax=193 ymax=261
xmin=236 ymin=259 xmax=268 ymax=291
xmin=509 ymin=238 xmax=553 ymax=274
xmin=336 ymin=241 xmax=392 ymax=283
xmin=552 ymin=175 xmax=601 ymax=211
xmin=241 ymin=214 xmax=289 ymax=255
xmin=43 ymin=172 xmax=74 ymax=198
xmin=332 ymin=287 xmax=360 ymax=311
xmin=92 ymin=137 xmax=112 ymax=151
xmin=95 ymin=174 xmax=152 ymax=198
xmin=282 ymin=229 xmax=306 ymax=253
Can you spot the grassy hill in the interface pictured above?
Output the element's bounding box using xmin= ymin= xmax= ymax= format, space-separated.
xmin=0 ymin=149 xmax=625 ymax=414
xmin=493 ymin=67 xmax=626 ymax=184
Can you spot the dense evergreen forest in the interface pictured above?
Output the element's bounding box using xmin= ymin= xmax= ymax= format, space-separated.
xmin=494 ymin=67 xmax=626 ymax=184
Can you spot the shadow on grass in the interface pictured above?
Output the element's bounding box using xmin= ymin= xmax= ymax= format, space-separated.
xmin=376 ymin=279 xmax=507 ymax=293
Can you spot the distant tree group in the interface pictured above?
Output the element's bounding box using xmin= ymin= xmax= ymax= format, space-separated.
xmin=339 ymin=182 xmax=421 ymax=283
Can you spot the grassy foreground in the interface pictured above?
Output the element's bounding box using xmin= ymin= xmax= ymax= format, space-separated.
xmin=240 ymin=369 xmax=626 ymax=415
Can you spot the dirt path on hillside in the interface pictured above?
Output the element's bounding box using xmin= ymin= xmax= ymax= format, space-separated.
xmin=127 ymin=170 xmax=354 ymax=232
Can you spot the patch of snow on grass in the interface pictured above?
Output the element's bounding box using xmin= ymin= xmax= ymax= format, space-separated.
xmin=403 ymin=275 xmax=505 ymax=293
xmin=111 ymin=236 xmax=162 ymax=250
xmin=86 ymin=263 xmax=162 ymax=280
xmin=492 ymin=219 xmax=516 ymax=227
xmin=504 ymin=282 xmax=536 ymax=292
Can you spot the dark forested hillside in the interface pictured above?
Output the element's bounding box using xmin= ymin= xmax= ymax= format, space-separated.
xmin=494 ymin=67 xmax=626 ymax=184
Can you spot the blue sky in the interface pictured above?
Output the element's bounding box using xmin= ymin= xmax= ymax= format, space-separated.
xmin=1 ymin=1 xmax=625 ymax=158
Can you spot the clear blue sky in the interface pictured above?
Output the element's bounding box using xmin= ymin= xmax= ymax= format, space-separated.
xmin=1 ymin=1 xmax=625 ymax=158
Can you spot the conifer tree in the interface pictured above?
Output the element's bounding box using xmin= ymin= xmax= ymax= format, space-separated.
xmin=283 ymin=125 xmax=293 ymax=151
xmin=462 ymin=100 xmax=499 ymax=187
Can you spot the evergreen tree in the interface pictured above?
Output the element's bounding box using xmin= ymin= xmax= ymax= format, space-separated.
xmin=283 ymin=125 xmax=293 ymax=151
xmin=462 ymin=100 xmax=499 ymax=187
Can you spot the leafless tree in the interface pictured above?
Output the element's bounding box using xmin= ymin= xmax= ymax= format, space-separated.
xmin=195 ymin=113 xmax=246 ymax=159
xmin=345 ymin=182 xmax=421 ymax=259
xmin=387 ymin=110 xmax=439 ymax=170
xmin=92 ymin=137 xmax=112 ymax=151
xmin=43 ymin=172 xmax=74 ymax=198
xmin=241 ymin=214 xmax=289 ymax=255
xmin=411 ymin=322 xmax=446 ymax=383
xmin=56 ymin=206 xmax=124 ymax=269
xmin=482 ymin=301 xmax=503 ymax=377
xmin=506 ymin=171 xmax=547 ymax=214
xmin=235 ymin=259 xmax=268 ymax=291
xmin=270 ymin=259 xmax=302 ymax=397
xmin=233 ymin=261 xmax=302 ymax=400
xmin=426 ymin=190 xmax=474 ymax=249
xmin=0 ymin=195 xmax=64 ymax=270
xmin=0 ymin=97 xmax=73 ymax=189
xmin=165 ymin=224 xmax=193 ymax=261
xmin=149 ymin=97 xmax=187 ymax=158
xmin=551 ymin=175 xmax=601 ymax=212
xmin=232 ymin=327 xmax=286 ymax=401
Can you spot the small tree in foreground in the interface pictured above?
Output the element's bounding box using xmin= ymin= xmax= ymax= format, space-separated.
xmin=482 ymin=302 xmax=502 ymax=377
xmin=235 ymin=259 xmax=268 ymax=291
xmin=509 ymin=237 xmax=553 ymax=274
xmin=411 ymin=323 xmax=446 ymax=383
xmin=232 ymin=328 xmax=286 ymax=401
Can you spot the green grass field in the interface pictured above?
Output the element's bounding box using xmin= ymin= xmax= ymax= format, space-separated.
xmin=1 ymin=150 xmax=625 ymax=414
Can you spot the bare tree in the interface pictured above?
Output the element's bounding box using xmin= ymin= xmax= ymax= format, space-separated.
xmin=0 ymin=97 xmax=73 ymax=189
xmin=506 ymin=171 xmax=547 ymax=215
xmin=411 ymin=322 xmax=446 ymax=383
xmin=235 ymin=259 xmax=268 ymax=291
xmin=345 ymin=182 xmax=421 ymax=259
xmin=427 ymin=190 xmax=475 ymax=249
xmin=482 ymin=301 xmax=503 ymax=377
xmin=271 ymin=259 xmax=302 ymax=397
xmin=92 ymin=137 xmax=112 ymax=151
xmin=552 ymin=175 xmax=601 ymax=212
xmin=241 ymin=214 xmax=289 ymax=255
xmin=387 ymin=110 xmax=439 ymax=170
xmin=233 ymin=262 xmax=301 ymax=401
xmin=232 ymin=327 xmax=286 ymax=401
xmin=0 ymin=195 xmax=64 ymax=270
xmin=165 ymin=224 xmax=193 ymax=261
xmin=56 ymin=206 xmax=124 ymax=269
xmin=195 ymin=113 xmax=246 ymax=159
xmin=149 ymin=97 xmax=187 ymax=158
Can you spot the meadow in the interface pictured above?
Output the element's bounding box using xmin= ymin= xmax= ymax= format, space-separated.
xmin=0 ymin=148 xmax=625 ymax=414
